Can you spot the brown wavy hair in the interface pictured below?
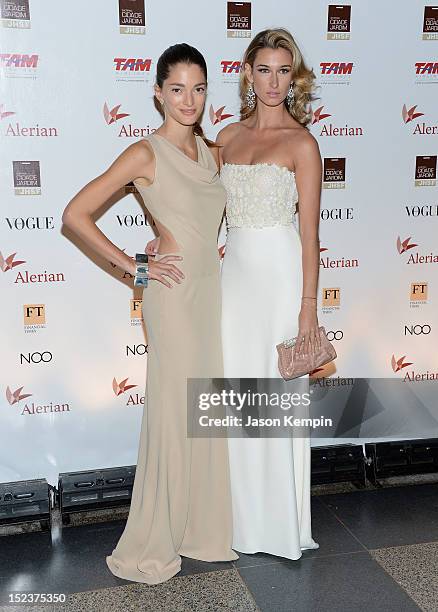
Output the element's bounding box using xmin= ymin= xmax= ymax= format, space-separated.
xmin=240 ymin=28 xmax=316 ymax=127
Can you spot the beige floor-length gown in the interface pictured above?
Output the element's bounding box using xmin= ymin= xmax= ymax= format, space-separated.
xmin=106 ymin=132 xmax=238 ymax=585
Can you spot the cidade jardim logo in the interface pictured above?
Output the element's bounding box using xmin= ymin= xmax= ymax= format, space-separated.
xmin=327 ymin=4 xmax=351 ymax=40
xmin=209 ymin=104 xmax=233 ymax=125
xmin=227 ymin=1 xmax=251 ymax=38
xmin=320 ymin=246 xmax=358 ymax=269
xmin=323 ymin=157 xmax=346 ymax=189
xmin=422 ymin=6 xmax=438 ymax=40
xmin=118 ymin=0 xmax=146 ymax=35
xmin=0 ymin=0 xmax=31 ymax=29
xmin=415 ymin=155 xmax=437 ymax=186
xmin=402 ymin=104 xmax=437 ymax=135
xmin=311 ymin=105 xmax=363 ymax=137
xmin=113 ymin=376 xmax=144 ymax=406
xmin=397 ymin=235 xmax=438 ymax=264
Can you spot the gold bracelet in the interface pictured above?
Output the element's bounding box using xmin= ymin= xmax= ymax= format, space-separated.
xmin=301 ymin=296 xmax=317 ymax=300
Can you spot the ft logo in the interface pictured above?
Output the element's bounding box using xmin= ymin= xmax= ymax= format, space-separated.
xmin=322 ymin=288 xmax=341 ymax=313
xmin=410 ymin=282 xmax=428 ymax=308
xmin=130 ymin=298 xmax=143 ymax=326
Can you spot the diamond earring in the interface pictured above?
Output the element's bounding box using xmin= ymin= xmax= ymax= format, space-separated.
xmin=286 ymin=83 xmax=295 ymax=109
xmin=246 ymin=84 xmax=256 ymax=110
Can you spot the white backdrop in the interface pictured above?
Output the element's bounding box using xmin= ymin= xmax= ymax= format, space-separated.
xmin=1 ymin=0 xmax=437 ymax=485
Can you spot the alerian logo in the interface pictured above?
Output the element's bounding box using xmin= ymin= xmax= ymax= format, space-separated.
xmin=6 ymin=385 xmax=32 ymax=405
xmin=397 ymin=236 xmax=438 ymax=264
xmin=402 ymin=104 xmax=424 ymax=123
xmin=112 ymin=377 xmax=137 ymax=396
xmin=209 ymin=105 xmax=233 ymax=125
xmin=0 ymin=250 xmax=26 ymax=271
xmin=311 ymin=106 xmax=332 ymax=124
xmin=0 ymin=103 xmax=14 ymax=119
xmin=397 ymin=236 xmax=418 ymax=254
xmin=103 ymin=102 xmax=130 ymax=125
xmin=311 ymin=105 xmax=363 ymax=136
xmin=391 ymin=355 xmax=413 ymax=373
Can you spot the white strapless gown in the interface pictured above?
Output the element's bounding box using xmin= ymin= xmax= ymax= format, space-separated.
xmin=220 ymin=162 xmax=319 ymax=559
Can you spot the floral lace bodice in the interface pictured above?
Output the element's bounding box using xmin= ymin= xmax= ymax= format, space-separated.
xmin=221 ymin=163 xmax=298 ymax=229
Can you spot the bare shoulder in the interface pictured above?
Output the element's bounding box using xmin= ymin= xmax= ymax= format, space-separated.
xmin=215 ymin=121 xmax=242 ymax=146
xmin=289 ymin=128 xmax=321 ymax=165
xmin=109 ymin=138 xmax=155 ymax=184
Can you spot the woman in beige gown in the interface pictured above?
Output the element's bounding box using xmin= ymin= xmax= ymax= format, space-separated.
xmin=62 ymin=43 xmax=237 ymax=585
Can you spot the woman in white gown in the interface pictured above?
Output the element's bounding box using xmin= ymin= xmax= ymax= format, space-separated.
xmin=216 ymin=28 xmax=321 ymax=559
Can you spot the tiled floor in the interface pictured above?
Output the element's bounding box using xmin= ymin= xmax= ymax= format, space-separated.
xmin=1 ymin=482 xmax=438 ymax=611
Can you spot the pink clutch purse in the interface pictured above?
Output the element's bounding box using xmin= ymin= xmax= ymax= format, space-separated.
xmin=276 ymin=326 xmax=337 ymax=380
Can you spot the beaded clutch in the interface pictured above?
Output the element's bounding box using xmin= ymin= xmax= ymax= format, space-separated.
xmin=276 ymin=326 xmax=337 ymax=380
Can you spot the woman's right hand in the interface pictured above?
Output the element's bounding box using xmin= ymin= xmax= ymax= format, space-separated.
xmin=147 ymin=255 xmax=184 ymax=288
xmin=145 ymin=236 xmax=160 ymax=256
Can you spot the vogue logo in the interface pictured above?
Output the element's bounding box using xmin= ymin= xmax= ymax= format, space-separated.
xmin=327 ymin=4 xmax=351 ymax=40
xmin=405 ymin=204 xmax=438 ymax=217
xmin=321 ymin=207 xmax=353 ymax=221
xmin=320 ymin=246 xmax=358 ymax=269
xmin=116 ymin=213 xmax=148 ymax=227
xmin=118 ymin=0 xmax=146 ymax=35
xmin=6 ymin=216 xmax=55 ymax=230
xmin=209 ymin=104 xmax=233 ymax=125
xmin=397 ymin=235 xmax=438 ymax=264
xmin=227 ymin=2 xmax=251 ymax=38
xmin=311 ymin=105 xmax=363 ymax=137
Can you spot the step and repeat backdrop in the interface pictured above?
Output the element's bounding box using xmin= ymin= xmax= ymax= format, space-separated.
xmin=1 ymin=1 xmax=437 ymax=485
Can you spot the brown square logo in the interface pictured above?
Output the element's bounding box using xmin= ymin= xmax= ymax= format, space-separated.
xmin=423 ymin=6 xmax=438 ymax=39
xmin=323 ymin=158 xmax=346 ymax=188
xmin=322 ymin=288 xmax=341 ymax=307
xmin=131 ymin=298 xmax=143 ymax=319
xmin=415 ymin=155 xmax=437 ymax=186
xmin=327 ymin=5 xmax=351 ymax=39
xmin=410 ymin=282 xmax=428 ymax=301
xmin=13 ymin=161 xmax=41 ymax=195
xmin=227 ymin=2 xmax=251 ymax=38
xmin=119 ymin=0 xmax=145 ymax=34
xmin=1 ymin=0 xmax=30 ymax=23
xmin=24 ymin=304 xmax=46 ymax=326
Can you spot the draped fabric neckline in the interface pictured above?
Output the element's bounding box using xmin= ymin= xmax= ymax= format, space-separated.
xmin=151 ymin=133 xmax=219 ymax=184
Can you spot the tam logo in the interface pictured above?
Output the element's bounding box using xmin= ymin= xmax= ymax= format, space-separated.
xmin=220 ymin=60 xmax=241 ymax=74
xmin=320 ymin=62 xmax=353 ymax=75
xmin=114 ymin=58 xmax=152 ymax=72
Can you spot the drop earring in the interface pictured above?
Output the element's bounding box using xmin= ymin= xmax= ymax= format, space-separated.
xmin=286 ymin=83 xmax=295 ymax=109
xmin=246 ymin=84 xmax=256 ymax=110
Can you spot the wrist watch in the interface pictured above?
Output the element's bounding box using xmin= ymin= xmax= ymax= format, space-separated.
xmin=134 ymin=253 xmax=149 ymax=287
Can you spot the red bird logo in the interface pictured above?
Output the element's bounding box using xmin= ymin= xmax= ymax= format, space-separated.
xmin=0 ymin=251 xmax=26 ymax=272
xmin=103 ymin=103 xmax=130 ymax=125
xmin=311 ymin=106 xmax=332 ymax=124
xmin=402 ymin=104 xmax=424 ymax=124
xmin=396 ymin=236 xmax=418 ymax=254
xmin=391 ymin=355 xmax=413 ymax=373
xmin=209 ymin=104 xmax=233 ymax=125
xmin=6 ymin=386 xmax=32 ymax=405
xmin=0 ymin=104 xmax=15 ymax=120
xmin=112 ymin=377 xmax=137 ymax=396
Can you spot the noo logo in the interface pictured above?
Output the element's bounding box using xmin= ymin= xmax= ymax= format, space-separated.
xmin=404 ymin=324 xmax=431 ymax=335
xmin=20 ymin=351 xmax=53 ymax=364
xmin=326 ymin=330 xmax=344 ymax=341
